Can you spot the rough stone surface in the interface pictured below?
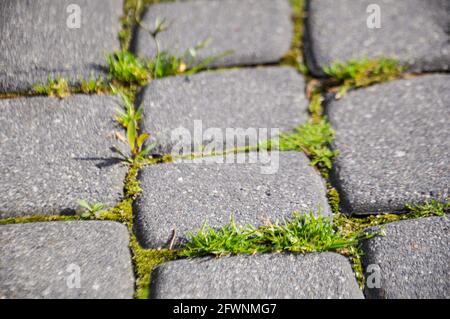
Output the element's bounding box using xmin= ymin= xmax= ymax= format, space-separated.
xmin=305 ymin=0 xmax=450 ymax=75
xmin=0 ymin=0 xmax=123 ymax=93
xmin=361 ymin=216 xmax=450 ymax=299
xmin=134 ymin=151 xmax=331 ymax=248
xmin=0 ymin=221 xmax=134 ymax=299
xmin=150 ymin=252 xmax=363 ymax=299
xmin=133 ymin=0 xmax=292 ymax=67
xmin=328 ymin=75 xmax=450 ymax=214
xmin=0 ymin=95 xmax=127 ymax=218
xmin=140 ymin=67 xmax=309 ymax=155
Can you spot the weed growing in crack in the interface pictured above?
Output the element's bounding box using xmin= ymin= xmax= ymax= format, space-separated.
xmin=325 ymin=57 xmax=404 ymax=96
xmin=111 ymin=87 xmax=155 ymax=164
xmin=76 ymin=200 xmax=107 ymax=219
xmin=181 ymin=213 xmax=377 ymax=258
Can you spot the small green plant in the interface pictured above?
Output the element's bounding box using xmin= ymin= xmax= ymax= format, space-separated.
xmin=278 ymin=119 xmax=338 ymax=173
xmin=107 ymin=50 xmax=150 ymax=86
xmin=181 ymin=213 xmax=377 ymax=258
xmin=111 ymin=87 xmax=155 ymax=163
xmin=32 ymin=76 xmax=71 ymax=98
xmin=325 ymin=57 xmax=404 ymax=96
xmin=77 ymin=200 xmax=106 ymax=219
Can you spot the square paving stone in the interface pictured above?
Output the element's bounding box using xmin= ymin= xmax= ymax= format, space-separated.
xmin=328 ymin=75 xmax=450 ymax=214
xmin=305 ymin=0 xmax=450 ymax=75
xmin=0 ymin=0 xmax=123 ymax=93
xmin=150 ymin=252 xmax=363 ymax=299
xmin=140 ymin=67 xmax=309 ymax=155
xmin=0 ymin=221 xmax=134 ymax=299
xmin=361 ymin=216 xmax=450 ymax=299
xmin=134 ymin=151 xmax=331 ymax=248
xmin=0 ymin=95 xmax=128 ymax=218
xmin=132 ymin=0 xmax=292 ymax=67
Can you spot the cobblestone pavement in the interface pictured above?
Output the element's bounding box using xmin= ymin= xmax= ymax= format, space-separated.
xmin=0 ymin=0 xmax=448 ymax=299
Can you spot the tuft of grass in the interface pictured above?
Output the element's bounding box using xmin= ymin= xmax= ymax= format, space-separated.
xmin=107 ymin=50 xmax=150 ymax=86
xmin=32 ymin=76 xmax=71 ymax=98
xmin=181 ymin=213 xmax=377 ymax=258
xmin=324 ymin=57 xmax=404 ymax=96
xmin=278 ymin=119 xmax=338 ymax=175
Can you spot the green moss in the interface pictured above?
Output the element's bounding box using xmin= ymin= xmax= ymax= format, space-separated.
xmin=131 ymin=238 xmax=178 ymax=299
xmin=0 ymin=214 xmax=79 ymax=226
xmin=281 ymin=0 xmax=308 ymax=74
xmin=32 ymin=76 xmax=71 ymax=98
xmin=327 ymin=184 xmax=340 ymax=215
xmin=324 ymin=57 xmax=404 ymax=96
xmin=31 ymin=75 xmax=109 ymax=98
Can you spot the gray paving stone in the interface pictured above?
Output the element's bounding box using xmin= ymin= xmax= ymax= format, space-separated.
xmin=0 ymin=95 xmax=127 ymax=218
xmin=361 ymin=216 xmax=450 ymax=299
xmin=305 ymin=0 xmax=450 ymax=75
xmin=0 ymin=221 xmax=134 ymax=299
xmin=0 ymin=0 xmax=123 ymax=93
xmin=134 ymin=151 xmax=331 ymax=248
xmin=150 ymin=252 xmax=363 ymax=299
xmin=328 ymin=75 xmax=450 ymax=214
xmin=140 ymin=67 xmax=309 ymax=155
xmin=133 ymin=0 xmax=292 ymax=67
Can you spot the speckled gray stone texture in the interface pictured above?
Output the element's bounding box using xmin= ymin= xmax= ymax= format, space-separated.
xmin=305 ymin=0 xmax=450 ymax=75
xmin=134 ymin=151 xmax=331 ymax=248
xmin=328 ymin=75 xmax=450 ymax=214
xmin=361 ymin=216 xmax=450 ymax=299
xmin=0 ymin=95 xmax=127 ymax=217
xmin=150 ymin=252 xmax=363 ymax=299
xmin=140 ymin=67 xmax=308 ymax=155
xmin=0 ymin=221 xmax=134 ymax=299
xmin=133 ymin=0 xmax=293 ymax=67
xmin=0 ymin=0 xmax=123 ymax=93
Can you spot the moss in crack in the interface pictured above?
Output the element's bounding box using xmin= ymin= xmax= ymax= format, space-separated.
xmin=31 ymin=75 xmax=109 ymax=98
xmin=333 ymin=199 xmax=448 ymax=288
xmin=0 ymin=214 xmax=79 ymax=226
xmin=281 ymin=0 xmax=308 ymax=75
xmin=324 ymin=57 xmax=404 ymax=97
